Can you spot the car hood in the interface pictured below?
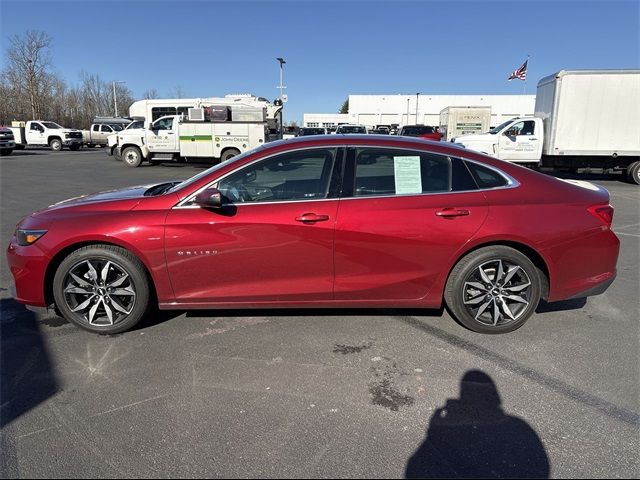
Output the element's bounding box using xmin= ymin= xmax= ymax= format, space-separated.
xmin=40 ymin=183 xmax=161 ymax=213
xmin=454 ymin=133 xmax=493 ymax=143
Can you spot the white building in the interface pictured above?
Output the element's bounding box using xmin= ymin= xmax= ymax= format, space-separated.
xmin=304 ymin=94 xmax=535 ymax=129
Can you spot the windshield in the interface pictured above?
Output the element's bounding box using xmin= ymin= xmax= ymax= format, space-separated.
xmin=125 ymin=120 xmax=144 ymax=130
xmin=488 ymin=120 xmax=514 ymax=134
xmin=338 ymin=126 xmax=366 ymax=134
xmin=167 ymin=146 xmax=266 ymax=195
xmin=400 ymin=126 xmax=434 ymax=136
xmin=42 ymin=122 xmax=62 ymax=129
xmin=111 ymin=124 xmax=124 ymax=131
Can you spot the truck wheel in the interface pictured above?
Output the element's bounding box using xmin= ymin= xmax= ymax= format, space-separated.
xmin=221 ymin=148 xmax=240 ymax=162
xmin=14 ymin=144 xmax=25 ymax=150
xmin=49 ymin=138 xmax=63 ymax=151
xmin=626 ymin=161 xmax=640 ymax=185
xmin=1 ymin=149 xmax=13 ymax=156
xmin=122 ymin=146 xmax=143 ymax=167
xmin=69 ymin=144 xmax=81 ymax=151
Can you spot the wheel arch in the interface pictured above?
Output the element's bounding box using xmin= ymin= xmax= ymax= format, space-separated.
xmin=220 ymin=146 xmax=241 ymax=159
xmin=120 ymin=143 xmax=146 ymax=159
xmin=44 ymin=240 xmax=158 ymax=306
xmin=443 ymin=240 xmax=551 ymax=302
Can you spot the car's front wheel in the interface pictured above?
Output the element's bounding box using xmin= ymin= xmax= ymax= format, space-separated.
xmin=53 ymin=245 xmax=151 ymax=334
xmin=445 ymin=246 xmax=542 ymax=334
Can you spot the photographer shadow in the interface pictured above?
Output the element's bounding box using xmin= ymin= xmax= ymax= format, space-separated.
xmin=406 ymin=370 xmax=550 ymax=479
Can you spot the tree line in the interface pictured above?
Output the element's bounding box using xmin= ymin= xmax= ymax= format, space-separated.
xmin=0 ymin=30 xmax=179 ymax=129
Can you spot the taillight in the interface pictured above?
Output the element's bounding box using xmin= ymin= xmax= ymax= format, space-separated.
xmin=588 ymin=204 xmax=614 ymax=228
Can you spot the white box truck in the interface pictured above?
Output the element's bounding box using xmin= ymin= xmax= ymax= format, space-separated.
xmin=114 ymin=107 xmax=268 ymax=167
xmin=439 ymin=106 xmax=492 ymax=141
xmin=453 ymin=70 xmax=640 ymax=183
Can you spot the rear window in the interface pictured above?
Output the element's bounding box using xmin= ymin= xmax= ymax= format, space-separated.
xmin=465 ymin=161 xmax=509 ymax=188
xmin=400 ymin=126 xmax=435 ymax=136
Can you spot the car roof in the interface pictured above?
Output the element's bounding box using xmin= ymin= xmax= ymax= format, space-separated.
xmin=270 ymin=134 xmax=465 ymax=150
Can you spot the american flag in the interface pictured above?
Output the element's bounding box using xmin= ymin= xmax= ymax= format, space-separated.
xmin=508 ymin=59 xmax=528 ymax=81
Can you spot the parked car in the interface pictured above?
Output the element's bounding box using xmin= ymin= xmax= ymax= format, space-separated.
xmin=335 ymin=124 xmax=368 ymax=134
xmin=399 ymin=125 xmax=443 ymax=141
xmin=0 ymin=126 xmax=16 ymax=155
xmin=299 ymin=127 xmax=327 ymax=136
xmin=7 ymin=135 xmax=619 ymax=335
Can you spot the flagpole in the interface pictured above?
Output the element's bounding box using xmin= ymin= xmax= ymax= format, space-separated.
xmin=524 ymin=54 xmax=530 ymax=94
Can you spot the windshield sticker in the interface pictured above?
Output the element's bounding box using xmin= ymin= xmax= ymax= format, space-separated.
xmin=394 ymin=156 xmax=422 ymax=194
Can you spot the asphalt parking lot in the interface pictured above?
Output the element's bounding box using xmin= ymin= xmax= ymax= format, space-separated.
xmin=1 ymin=148 xmax=638 ymax=478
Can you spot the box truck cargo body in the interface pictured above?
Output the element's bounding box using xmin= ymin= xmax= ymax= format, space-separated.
xmin=439 ymin=106 xmax=492 ymax=141
xmin=453 ymin=70 xmax=640 ymax=184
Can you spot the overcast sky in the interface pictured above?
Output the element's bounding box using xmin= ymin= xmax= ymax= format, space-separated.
xmin=1 ymin=0 xmax=638 ymax=122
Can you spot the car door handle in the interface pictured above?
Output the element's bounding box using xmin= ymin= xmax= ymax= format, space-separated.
xmin=436 ymin=208 xmax=470 ymax=217
xmin=295 ymin=213 xmax=330 ymax=223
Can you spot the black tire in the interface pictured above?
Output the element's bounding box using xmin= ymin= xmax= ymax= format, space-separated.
xmin=122 ymin=146 xmax=143 ymax=167
xmin=53 ymin=245 xmax=151 ymax=334
xmin=0 ymin=149 xmax=12 ymax=156
xmin=87 ymin=143 xmax=95 ymax=148
xmin=49 ymin=138 xmax=63 ymax=151
xmin=69 ymin=144 xmax=81 ymax=151
xmin=14 ymin=144 xmax=25 ymax=150
xmin=444 ymin=246 xmax=542 ymax=334
xmin=150 ymin=159 xmax=162 ymax=166
xmin=221 ymin=148 xmax=240 ymax=162
xmin=626 ymin=161 xmax=640 ymax=185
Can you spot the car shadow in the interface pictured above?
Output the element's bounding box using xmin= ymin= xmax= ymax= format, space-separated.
xmin=540 ymin=169 xmax=629 ymax=184
xmin=405 ymin=369 xmax=550 ymax=479
xmin=184 ymin=306 xmax=446 ymax=320
xmin=535 ymin=297 xmax=587 ymax=314
xmin=0 ymin=298 xmax=59 ymax=476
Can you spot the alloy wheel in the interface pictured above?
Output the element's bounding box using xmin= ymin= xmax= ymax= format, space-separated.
xmin=462 ymin=259 xmax=532 ymax=327
xmin=63 ymin=258 xmax=136 ymax=326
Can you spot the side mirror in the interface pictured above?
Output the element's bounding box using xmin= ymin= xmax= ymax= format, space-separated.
xmin=195 ymin=187 xmax=223 ymax=208
xmin=148 ymin=124 xmax=156 ymax=130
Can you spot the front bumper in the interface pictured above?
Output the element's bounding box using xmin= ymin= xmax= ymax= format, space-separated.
xmin=0 ymin=141 xmax=15 ymax=149
xmin=6 ymin=239 xmax=50 ymax=307
xmin=64 ymin=138 xmax=83 ymax=146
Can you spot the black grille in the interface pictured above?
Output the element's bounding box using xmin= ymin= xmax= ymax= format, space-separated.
xmin=67 ymin=132 xmax=83 ymax=139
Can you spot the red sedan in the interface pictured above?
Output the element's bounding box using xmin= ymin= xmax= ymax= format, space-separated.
xmin=7 ymin=135 xmax=619 ymax=334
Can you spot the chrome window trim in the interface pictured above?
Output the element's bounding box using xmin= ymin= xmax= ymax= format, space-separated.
xmin=172 ymin=144 xmax=519 ymax=209
xmin=174 ymin=146 xmax=339 ymax=209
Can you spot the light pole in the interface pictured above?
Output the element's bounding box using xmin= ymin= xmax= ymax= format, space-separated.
xmin=406 ymin=98 xmax=410 ymax=125
xmin=112 ymin=80 xmax=126 ymax=117
xmin=276 ymin=57 xmax=286 ymax=102
xmin=415 ymin=92 xmax=420 ymax=124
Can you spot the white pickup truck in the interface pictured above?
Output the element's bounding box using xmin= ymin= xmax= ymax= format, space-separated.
xmin=10 ymin=120 xmax=84 ymax=151
xmin=453 ymin=70 xmax=640 ymax=184
xmin=0 ymin=127 xmax=16 ymax=155
xmin=113 ymin=109 xmax=267 ymax=167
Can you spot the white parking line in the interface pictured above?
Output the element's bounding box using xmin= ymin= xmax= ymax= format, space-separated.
xmin=615 ymin=232 xmax=640 ymax=237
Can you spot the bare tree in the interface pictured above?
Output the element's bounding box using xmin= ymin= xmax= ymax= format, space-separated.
xmin=4 ymin=30 xmax=54 ymax=119
xmin=143 ymin=88 xmax=159 ymax=99
xmin=168 ymin=85 xmax=186 ymax=99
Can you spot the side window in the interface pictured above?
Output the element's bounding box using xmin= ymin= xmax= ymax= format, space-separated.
xmin=152 ymin=107 xmax=177 ymax=122
xmin=217 ymin=149 xmax=336 ymax=203
xmin=520 ymin=120 xmax=535 ymax=136
xmin=30 ymin=123 xmax=43 ymax=132
xmin=451 ymin=157 xmax=478 ymax=191
xmin=153 ymin=118 xmax=173 ymax=130
xmin=465 ymin=161 xmax=509 ymax=189
xmin=354 ymin=148 xmax=451 ymax=197
xmin=101 ymin=125 xmax=112 ymax=133
xmin=93 ymin=125 xmax=100 ymax=132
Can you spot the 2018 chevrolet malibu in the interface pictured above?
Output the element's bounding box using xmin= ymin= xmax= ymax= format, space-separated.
xmin=7 ymin=135 xmax=619 ymax=335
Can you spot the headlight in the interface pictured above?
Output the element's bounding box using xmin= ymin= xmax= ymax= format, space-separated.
xmin=16 ymin=229 xmax=47 ymax=246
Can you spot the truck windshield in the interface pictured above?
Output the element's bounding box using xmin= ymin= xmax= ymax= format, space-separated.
xmin=42 ymin=122 xmax=63 ymax=129
xmin=111 ymin=125 xmax=124 ymax=131
xmin=125 ymin=121 xmax=144 ymax=130
xmin=488 ymin=120 xmax=514 ymax=134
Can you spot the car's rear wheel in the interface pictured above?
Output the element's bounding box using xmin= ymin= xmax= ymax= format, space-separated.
xmin=53 ymin=245 xmax=150 ymax=334
xmin=445 ymin=246 xmax=541 ymax=334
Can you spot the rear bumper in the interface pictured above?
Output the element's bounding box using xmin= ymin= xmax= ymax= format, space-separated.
xmin=567 ymin=273 xmax=616 ymax=299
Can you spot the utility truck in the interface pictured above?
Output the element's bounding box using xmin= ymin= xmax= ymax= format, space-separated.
xmin=9 ymin=120 xmax=84 ymax=151
xmin=114 ymin=106 xmax=268 ymax=167
xmin=128 ymin=93 xmax=283 ymax=141
xmin=453 ymin=70 xmax=640 ymax=184
xmin=439 ymin=106 xmax=492 ymax=142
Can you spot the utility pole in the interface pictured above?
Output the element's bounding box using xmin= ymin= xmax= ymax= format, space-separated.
xmin=113 ymin=80 xmax=126 ymax=117
xmin=416 ymin=92 xmax=420 ymax=124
